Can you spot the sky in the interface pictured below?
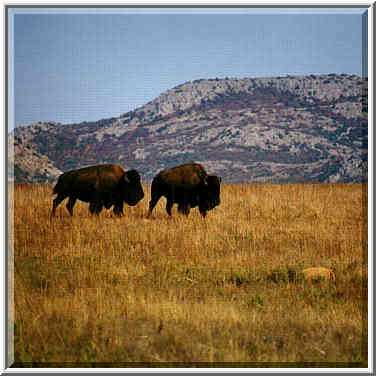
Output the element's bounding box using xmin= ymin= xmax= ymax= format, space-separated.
xmin=9 ymin=7 xmax=367 ymax=129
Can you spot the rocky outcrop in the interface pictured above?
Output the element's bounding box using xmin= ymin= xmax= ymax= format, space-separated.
xmin=10 ymin=74 xmax=367 ymax=184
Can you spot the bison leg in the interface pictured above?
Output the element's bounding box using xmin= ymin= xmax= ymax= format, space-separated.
xmin=178 ymin=202 xmax=191 ymax=216
xmin=52 ymin=193 xmax=68 ymax=216
xmin=113 ymin=200 xmax=124 ymax=217
xmin=165 ymin=187 xmax=176 ymax=217
xmin=148 ymin=192 xmax=162 ymax=217
xmin=184 ymin=205 xmax=191 ymax=216
xmin=199 ymin=204 xmax=207 ymax=218
xmin=182 ymin=190 xmax=191 ymax=216
xmin=103 ymin=197 xmax=113 ymax=210
xmin=66 ymin=197 xmax=77 ymax=216
xmin=95 ymin=202 xmax=103 ymax=215
xmin=166 ymin=197 xmax=174 ymax=216
xmin=89 ymin=200 xmax=103 ymax=215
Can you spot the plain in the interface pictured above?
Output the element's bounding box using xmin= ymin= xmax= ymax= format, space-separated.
xmin=11 ymin=183 xmax=367 ymax=366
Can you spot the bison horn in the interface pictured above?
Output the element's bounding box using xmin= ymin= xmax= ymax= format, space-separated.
xmin=123 ymin=173 xmax=130 ymax=183
xmin=204 ymin=176 xmax=208 ymax=185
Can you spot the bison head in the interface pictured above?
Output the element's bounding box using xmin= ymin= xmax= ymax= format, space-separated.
xmin=121 ymin=169 xmax=144 ymax=206
xmin=200 ymin=175 xmax=221 ymax=211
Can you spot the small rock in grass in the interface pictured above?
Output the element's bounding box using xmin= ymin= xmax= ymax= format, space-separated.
xmin=302 ymin=267 xmax=336 ymax=282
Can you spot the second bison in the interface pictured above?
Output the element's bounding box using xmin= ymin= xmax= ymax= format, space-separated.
xmin=52 ymin=164 xmax=144 ymax=216
xmin=148 ymin=163 xmax=221 ymax=218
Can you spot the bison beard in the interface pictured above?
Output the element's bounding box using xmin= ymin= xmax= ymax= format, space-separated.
xmin=52 ymin=164 xmax=144 ymax=217
xmin=148 ymin=163 xmax=221 ymax=218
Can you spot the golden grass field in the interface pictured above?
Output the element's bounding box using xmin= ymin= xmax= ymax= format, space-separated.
xmin=10 ymin=183 xmax=367 ymax=367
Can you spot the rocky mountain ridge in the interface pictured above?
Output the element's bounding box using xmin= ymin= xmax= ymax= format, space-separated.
xmin=9 ymin=74 xmax=367 ymax=183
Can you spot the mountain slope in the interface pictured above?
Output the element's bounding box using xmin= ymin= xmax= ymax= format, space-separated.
xmin=10 ymin=74 xmax=367 ymax=183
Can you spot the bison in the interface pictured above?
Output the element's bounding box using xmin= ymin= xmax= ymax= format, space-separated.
xmin=52 ymin=164 xmax=144 ymax=216
xmin=148 ymin=163 xmax=221 ymax=218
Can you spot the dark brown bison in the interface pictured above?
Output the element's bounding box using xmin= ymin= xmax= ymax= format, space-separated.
xmin=148 ymin=163 xmax=221 ymax=218
xmin=52 ymin=164 xmax=144 ymax=216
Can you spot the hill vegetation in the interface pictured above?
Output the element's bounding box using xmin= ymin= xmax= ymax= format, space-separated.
xmin=10 ymin=74 xmax=367 ymax=183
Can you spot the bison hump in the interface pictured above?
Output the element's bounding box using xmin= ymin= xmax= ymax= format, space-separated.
xmin=55 ymin=164 xmax=127 ymax=192
xmin=159 ymin=163 xmax=207 ymax=186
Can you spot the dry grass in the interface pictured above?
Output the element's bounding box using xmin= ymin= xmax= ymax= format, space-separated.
xmin=11 ymin=183 xmax=367 ymax=367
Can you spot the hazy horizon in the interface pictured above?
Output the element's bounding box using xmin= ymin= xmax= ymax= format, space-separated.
xmin=9 ymin=7 xmax=368 ymax=130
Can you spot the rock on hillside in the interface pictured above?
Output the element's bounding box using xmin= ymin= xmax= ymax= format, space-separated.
xmin=11 ymin=74 xmax=367 ymax=184
xmin=9 ymin=127 xmax=62 ymax=183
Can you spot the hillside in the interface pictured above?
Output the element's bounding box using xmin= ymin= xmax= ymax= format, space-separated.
xmin=10 ymin=74 xmax=368 ymax=183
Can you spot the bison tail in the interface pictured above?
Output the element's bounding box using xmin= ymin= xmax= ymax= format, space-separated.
xmin=52 ymin=182 xmax=61 ymax=195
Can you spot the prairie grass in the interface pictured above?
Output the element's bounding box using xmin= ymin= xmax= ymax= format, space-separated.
xmin=11 ymin=183 xmax=367 ymax=367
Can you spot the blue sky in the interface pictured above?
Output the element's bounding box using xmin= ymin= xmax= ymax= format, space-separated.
xmin=9 ymin=8 xmax=367 ymax=129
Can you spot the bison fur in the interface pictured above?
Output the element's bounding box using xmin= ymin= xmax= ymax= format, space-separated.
xmin=52 ymin=164 xmax=144 ymax=217
xmin=148 ymin=163 xmax=221 ymax=218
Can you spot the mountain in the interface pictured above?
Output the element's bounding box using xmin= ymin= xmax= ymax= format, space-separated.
xmin=10 ymin=74 xmax=368 ymax=184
